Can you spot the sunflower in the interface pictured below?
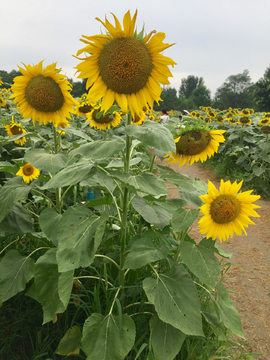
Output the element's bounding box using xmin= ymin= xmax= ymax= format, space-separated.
xmin=16 ymin=163 xmax=40 ymax=184
xmin=75 ymin=101 xmax=95 ymax=116
xmin=259 ymin=118 xmax=270 ymax=126
xmin=204 ymin=117 xmax=211 ymax=123
xmin=74 ymin=10 xmax=176 ymax=117
xmin=240 ymin=108 xmax=254 ymax=116
xmin=216 ymin=115 xmax=225 ymax=124
xmin=86 ymin=107 xmax=122 ymax=130
xmin=55 ymin=119 xmax=70 ymax=134
xmin=262 ymin=112 xmax=270 ymax=118
xmin=238 ymin=116 xmax=252 ymax=125
xmin=207 ymin=110 xmax=216 ymax=119
xmin=198 ymin=180 xmax=260 ymax=242
xmin=165 ymin=128 xmax=226 ymax=168
xmin=1 ymin=97 xmax=6 ymax=107
xmin=10 ymin=61 xmax=78 ymax=125
xmin=5 ymin=117 xmax=27 ymax=146
xmin=227 ymin=117 xmax=238 ymax=125
xmin=131 ymin=111 xmax=146 ymax=125
xmin=261 ymin=126 xmax=270 ymax=134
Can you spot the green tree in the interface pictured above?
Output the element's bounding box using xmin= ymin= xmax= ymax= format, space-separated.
xmin=190 ymin=85 xmax=212 ymax=107
xmin=0 ymin=69 xmax=21 ymax=88
xmin=253 ymin=65 xmax=270 ymax=111
xmin=213 ymin=70 xmax=254 ymax=109
xmin=154 ymin=86 xmax=181 ymax=111
xmin=179 ymin=75 xmax=204 ymax=98
xmin=69 ymin=78 xmax=87 ymax=98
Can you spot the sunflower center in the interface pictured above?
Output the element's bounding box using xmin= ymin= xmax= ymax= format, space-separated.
xmin=210 ymin=195 xmax=241 ymax=224
xmin=79 ymin=104 xmax=92 ymax=113
xmin=176 ymin=130 xmax=211 ymax=156
xmin=25 ymin=75 xmax=64 ymax=112
xmin=11 ymin=125 xmax=23 ymax=135
xmin=240 ymin=117 xmax=249 ymax=124
xmin=261 ymin=126 xmax=270 ymax=134
xmin=23 ymin=165 xmax=34 ymax=176
xmin=98 ymin=37 xmax=153 ymax=94
xmin=92 ymin=109 xmax=113 ymax=124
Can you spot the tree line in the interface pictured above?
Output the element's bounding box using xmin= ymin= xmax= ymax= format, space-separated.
xmin=1 ymin=65 xmax=270 ymax=111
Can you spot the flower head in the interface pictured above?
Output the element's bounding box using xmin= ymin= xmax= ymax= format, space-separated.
xmin=238 ymin=116 xmax=252 ymax=125
xmin=165 ymin=128 xmax=226 ymax=168
xmin=11 ymin=61 xmax=78 ymax=125
xmin=5 ymin=117 xmax=27 ymax=146
xmin=199 ymin=180 xmax=260 ymax=242
xmin=74 ymin=10 xmax=176 ymax=117
xmin=16 ymin=163 xmax=40 ymax=184
xmin=86 ymin=107 xmax=122 ymax=130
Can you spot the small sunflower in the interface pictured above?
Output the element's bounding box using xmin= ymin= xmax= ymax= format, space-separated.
xmin=131 ymin=111 xmax=146 ymax=125
xmin=216 ymin=115 xmax=225 ymax=124
xmin=240 ymin=108 xmax=254 ymax=116
xmin=74 ymin=10 xmax=176 ymax=117
xmin=207 ymin=110 xmax=216 ymax=119
xmin=238 ymin=116 xmax=252 ymax=125
xmin=204 ymin=117 xmax=211 ymax=123
xmin=56 ymin=119 xmax=70 ymax=134
xmin=86 ymin=107 xmax=122 ymax=130
xmin=259 ymin=118 xmax=270 ymax=126
xmin=227 ymin=117 xmax=238 ymax=125
xmin=10 ymin=61 xmax=78 ymax=125
xmin=75 ymin=101 xmax=94 ymax=116
xmin=16 ymin=163 xmax=40 ymax=184
xmin=199 ymin=180 xmax=260 ymax=242
xmin=262 ymin=112 xmax=270 ymax=118
xmin=165 ymin=128 xmax=226 ymax=168
xmin=261 ymin=126 xmax=270 ymax=134
xmin=5 ymin=117 xmax=27 ymax=146
xmin=1 ymin=97 xmax=7 ymax=107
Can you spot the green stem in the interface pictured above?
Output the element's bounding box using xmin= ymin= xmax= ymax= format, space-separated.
xmin=53 ymin=126 xmax=62 ymax=213
xmin=149 ymin=154 xmax=156 ymax=173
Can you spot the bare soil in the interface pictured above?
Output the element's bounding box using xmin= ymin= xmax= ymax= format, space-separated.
xmin=156 ymin=157 xmax=270 ymax=360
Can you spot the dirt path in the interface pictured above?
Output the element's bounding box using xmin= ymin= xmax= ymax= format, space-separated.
xmin=156 ymin=158 xmax=270 ymax=359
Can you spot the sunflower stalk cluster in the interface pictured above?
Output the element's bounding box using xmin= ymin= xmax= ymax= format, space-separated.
xmin=0 ymin=9 xmax=262 ymax=360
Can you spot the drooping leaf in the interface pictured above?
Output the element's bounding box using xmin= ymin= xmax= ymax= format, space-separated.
xmin=132 ymin=196 xmax=172 ymax=229
xmin=27 ymin=248 xmax=73 ymax=324
xmin=215 ymin=282 xmax=244 ymax=338
xmin=150 ymin=315 xmax=186 ymax=360
xmin=39 ymin=208 xmax=62 ymax=246
xmin=41 ymin=159 xmax=97 ymax=189
xmin=123 ymin=238 xmax=170 ymax=269
xmin=0 ymin=249 xmax=35 ymax=302
xmin=80 ymin=167 xmax=116 ymax=193
xmin=0 ymin=176 xmax=34 ymax=222
xmin=157 ymin=165 xmax=193 ymax=187
xmin=25 ymin=148 xmax=67 ymax=174
xmin=56 ymin=326 xmax=82 ymax=355
xmin=143 ymin=264 xmax=203 ymax=336
xmin=179 ymin=239 xmax=220 ymax=288
xmin=125 ymin=120 xmax=176 ymax=152
xmin=111 ymin=170 xmax=167 ymax=199
xmin=0 ymin=203 xmax=33 ymax=235
xmin=171 ymin=208 xmax=199 ymax=232
xmin=56 ymin=206 xmax=108 ymax=272
xmin=214 ymin=243 xmax=233 ymax=259
xmin=178 ymin=179 xmax=208 ymax=207
xmin=81 ymin=313 xmax=136 ymax=360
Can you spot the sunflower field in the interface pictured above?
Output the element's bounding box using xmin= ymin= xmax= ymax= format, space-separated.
xmin=0 ymin=9 xmax=263 ymax=360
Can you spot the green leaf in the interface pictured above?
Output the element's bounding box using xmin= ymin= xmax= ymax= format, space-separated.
xmin=81 ymin=167 xmax=116 ymax=193
xmin=0 ymin=203 xmax=33 ymax=235
xmin=171 ymin=208 xmax=199 ymax=232
xmin=27 ymin=249 xmax=73 ymax=324
xmin=157 ymin=165 xmax=193 ymax=187
xmin=252 ymin=165 xmax=265 ymax=176
xmin=179 ymin=239 xmax=220 ymax=288
xmin=132 ymin=196 xmax=172 ymax=229
xmin=64 ymin=127 xmax=93 ymax=141
xmin=155 ymin=198 xmax=187 ymax=211
xmin=111 ymin=170 xmax=167 ymax=199
xmin=41 ymin=159 xmax=97 ymax=189
xmin=143 ymin=264 xmax=203 ymax=336
xmin=178 ymin=179 xmax=208 ymax=207
xmin=123 ymin=238 xmax=170 ymax=269
xmin=214 ymin=243 xmax=232 ymax=259
xmin=69 ymin=139 xmax=125 ymax=161
xmin=0 ymin=161 xmax=18 ymax=174
xmin=58 ymin=271 xmax=75 ymax=309
xmin=125 ymin=120 xmax=176 ymax=152
xmin=56 ymin=206 xmax=108 ymax=272
xmin=56 ymin=326 xmax=82 ymax=355
xmin=150 ymin=315 xmax=186 ymax=360
xmin=39 ymin=208 xmax=62 ymax=246
xmin=25 ymin=149 xmax=67 ymax=174
xmin=215 ymin=282 xmax=244 ymax=338
xmin=81 ymin=313 xmax=136 ymax=360
xmin=0 ymin=250 xmax=35 ymax=302
xmin=0 ymin=176 xmax=33 ymax=222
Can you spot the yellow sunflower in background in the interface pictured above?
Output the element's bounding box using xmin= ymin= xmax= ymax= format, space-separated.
xmin=74 ymin=10 xmax=176 ymax=117
xmin=16 ymin=163 xmax=40 ymax=184
xmin=86 ymin=107 xmax=122 ymax=130
xmin=216 ymin=115 xmax=225 ymax=124
xmin=165 ymin=128 xmax=226 ymax=168
xmin=238 ymin=116 xmax=252 ymax=125
xmin=75 ymin=101 xmax=95 ymax=116
xmin=259 ymin=118 xmax=270 ymax=126
xmin=240 ymin=108 xmax=254 ymax=116
xmin=55 ymin=119 xmax=70 ymax=134
xmin=5 ymin=117 xmax=27 ymax=146
xmin=199 ymin=180 xmax=261 ymax=242
xmin=131 ymin=111 xmax=146 ymax=125
xmin=227 ymin=117 xmax=238 ymax=125
xmin=10 ymin=61 xmax=78 ymax=125
xmin=262 ymin=112 xmax=270 ymax=118
xmin=1 ymin=97 xmax=7 ymax=107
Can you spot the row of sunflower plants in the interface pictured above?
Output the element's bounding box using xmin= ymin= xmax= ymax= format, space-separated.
xmin=186 ymin=107 xmax=270 ymax=198
xmin=0 ymin=10 xmax=262 ymax=360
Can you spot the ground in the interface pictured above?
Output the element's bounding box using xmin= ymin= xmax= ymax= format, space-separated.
xmin=155 ymin=157 xmax=270 ymax=360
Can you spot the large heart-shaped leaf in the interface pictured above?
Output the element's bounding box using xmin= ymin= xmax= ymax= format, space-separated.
xmin=81 ymin=313 xmax=135 ymax=360
xmin=143 ymin=264 xmax=203 ymax=336
xmin=0 ymin=203 xmax=33 ymax=235
xmin=171 ymin=208 xmax=199 ymax=232
xmin=39 ymin=208 xmax=62 ymax=246
xmin=25 ymin=149 xmax=67 ymax=174
xmin=0 ymin=249 xmax=35 ymax=302
xmin=125 ymin=120 xmax=176 ymax=152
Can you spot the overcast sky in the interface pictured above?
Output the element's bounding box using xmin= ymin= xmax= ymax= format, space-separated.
xmin=1 ymin=0 xmax=270 ymax=97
